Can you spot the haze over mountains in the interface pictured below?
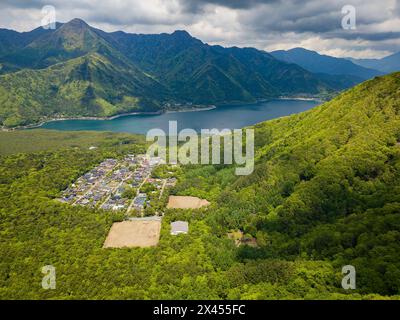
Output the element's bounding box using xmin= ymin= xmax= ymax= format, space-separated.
xmin=0 ymin=18 xmax=397 ymax=128
xmin=349 ymin=52 xmax=400 ymax=74
xmin=271 ymin=48 xmax=384 ymax=80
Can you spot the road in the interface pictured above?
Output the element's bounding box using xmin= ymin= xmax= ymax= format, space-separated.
xmin=99 ymin=170 xmax=134 ymax=209
xmin=72 ymin=164 xmax=118 ymax=205
xmin=127 ymin=173 xmax=150 ymax=216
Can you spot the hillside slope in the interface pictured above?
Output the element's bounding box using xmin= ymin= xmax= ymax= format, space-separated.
xmin=100 ymin=30 xmax=356 ymax=101
xmin=0 ymin=52 xmax=166 ymax=127
xmin=175 ymin=72 xmax=400 ymax=295
xmin=0 ymin=74 xmax=399 ymax=299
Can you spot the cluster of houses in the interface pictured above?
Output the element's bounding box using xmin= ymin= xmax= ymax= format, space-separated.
xmin=60 ymin=154 xmax=192 ymax=243
xmin=60 ymin=158 xmax=118 ymax=206
xmin=59 ymin=155 xmax=170 ymax=214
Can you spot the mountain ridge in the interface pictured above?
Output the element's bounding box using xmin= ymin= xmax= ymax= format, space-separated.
xmin=349 ymin=51 xmax=400 ymax=74
xmin=271 ymin=47 xmax=383 ymax=80
xmin=0 ymin=19 xmax=362 ymax=127
xmin=173 ymin=71 xmax=400 ymax=296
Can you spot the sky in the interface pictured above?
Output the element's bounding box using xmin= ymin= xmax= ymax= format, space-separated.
xmin=0 ymin=0 xmax=399 ymax=58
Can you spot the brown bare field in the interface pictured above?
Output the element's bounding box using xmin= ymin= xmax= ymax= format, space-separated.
xmin=167 ymin=196 xmax=210 ymax=209
xmin=103 ymin=220 xmax=161 ymax=248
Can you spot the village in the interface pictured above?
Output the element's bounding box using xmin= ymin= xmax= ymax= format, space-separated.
xmin=58 ymin=153 xmax=212 ymax=248
xmin=59 ymin=154 xmax=177 ymax=217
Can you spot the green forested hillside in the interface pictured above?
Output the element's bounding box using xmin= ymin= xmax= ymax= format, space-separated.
xmin=102 ymin=30 xmax=355 ymax=102
xmin=0 ymin=73 xmax=399 ymax=299
xmin=0 ymin=52 xmax=165 ymax=127
xmin=174 ymin=72 xmax=400 ymax=296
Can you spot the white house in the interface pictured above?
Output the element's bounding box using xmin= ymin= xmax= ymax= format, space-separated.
xmin=170 ymin=221 xmax=189 ymax=235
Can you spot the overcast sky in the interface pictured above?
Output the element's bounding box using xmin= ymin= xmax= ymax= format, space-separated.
xmin=0 ymin=0 xmax=399 ymax=58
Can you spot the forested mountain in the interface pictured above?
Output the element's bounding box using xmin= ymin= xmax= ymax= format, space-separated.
xmin=0 ymin=24 xmax=61 ymax=59
xmin=0 ymin=72 xmax=399 ymax=299
xmin=0 ymin=19 xmax=168 ymax=127
xmin=97 ymin=30 xmax=355 ymax=101
xmin=271 ymin=47 xmax=382 ymax=80
xmin=349 ymin=51 xmax=400 ymax=74
xmin=0 ymin=19 xmax=359 ymax=128
xmin=175 ymin=71 xmax=400 ymax=296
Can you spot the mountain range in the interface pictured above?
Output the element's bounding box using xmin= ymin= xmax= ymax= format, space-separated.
xmin=0 ymin=18 xmax=396 ymax=128
xmin=0 ymin=19 xmax=357 ymax=128
xmin=271 ymin=47 xmax=400 ymax=80
xmin=271 ymin=47 xmax=384 ymax=80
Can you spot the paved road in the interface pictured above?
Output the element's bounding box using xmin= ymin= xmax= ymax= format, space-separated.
xmin=127 ymin=173 xmax=151 ymax=216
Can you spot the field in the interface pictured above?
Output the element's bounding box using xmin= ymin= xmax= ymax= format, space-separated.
xmin=167 ymin=196 xmax=210 ymax=209
xmin=103 ymin=220 xmax=161 ymax=248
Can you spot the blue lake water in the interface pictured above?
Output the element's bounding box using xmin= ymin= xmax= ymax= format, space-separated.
xmin=40 ymin=99 xmax=320 ymax=134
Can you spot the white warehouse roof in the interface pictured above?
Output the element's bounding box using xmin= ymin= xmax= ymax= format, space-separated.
xmin=170 ymin=221 xmax=189 ymax=235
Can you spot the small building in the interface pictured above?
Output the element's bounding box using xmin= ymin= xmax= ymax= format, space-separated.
xmin=133 ymin=193 xmax=147 ymax=209
xmin=170 ymin=221 xmax=189 ymax=235
xmin=112 ymin=204 xmax=125 ymax=211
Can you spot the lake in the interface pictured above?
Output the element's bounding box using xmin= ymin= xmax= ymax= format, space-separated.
xmin=40 ymin=99 xmax=319 ymax=134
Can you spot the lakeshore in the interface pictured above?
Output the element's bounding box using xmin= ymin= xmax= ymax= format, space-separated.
xmin=36 ymin=99 xmax=320 ymax=134
xmin=1 ymin=98 xmax=321 ymax=133
xmin=1 ymin=105 xmax=217 ymax=132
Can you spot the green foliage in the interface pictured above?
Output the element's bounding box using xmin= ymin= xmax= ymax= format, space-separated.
xmin=121 ymin=186 xmax=137 ymax=200
xmin=0 ymin=129 xmax=146 ymax=155
xmin=1 ymin=73 xmax=400 ymax=299
xmin=140 ymin=182 xmax=157 ymax=194
xmin=174 ymin=72 xmax=400 ymax=296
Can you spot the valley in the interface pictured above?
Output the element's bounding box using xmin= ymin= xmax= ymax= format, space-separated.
xmin=0 ymin=72 xmax=399 ymax=299
xmin=0 ymin=3 xmax=399 ymax=303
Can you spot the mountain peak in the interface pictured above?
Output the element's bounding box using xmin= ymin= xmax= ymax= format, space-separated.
xmin=171 ymin=30 xmax=192 ymax=38
xmin=62 ymin=18 xmax=90 ymax=30
xmin=288 ymin=47 xmax=318 ymax=55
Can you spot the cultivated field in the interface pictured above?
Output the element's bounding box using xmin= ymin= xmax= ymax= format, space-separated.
xmin=167 ymin=196 xmax=210 ymax=209
xmin=103 ymin=220 xmax=161 ymax=248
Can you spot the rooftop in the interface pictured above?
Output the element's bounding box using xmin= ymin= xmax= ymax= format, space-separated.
xmin=170 ymin=221 xmax=189 ymax=235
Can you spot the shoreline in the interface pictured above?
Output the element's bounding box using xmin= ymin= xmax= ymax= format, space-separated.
xmin=277 ymin=96 xmax=324 ymax=102
xmin=1 ymin=97 xmax=321 ymax=132
xmin=1 ymin=105 xmax=218 ymax=131
xmin=1 ymin=111 xmax=163 ymax=132
xmin=165 ymin=105 xmax=216 ymax=114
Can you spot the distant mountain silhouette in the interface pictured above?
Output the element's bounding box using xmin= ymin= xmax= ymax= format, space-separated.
xmin=271 ymin=47 xmax=382 ymax=80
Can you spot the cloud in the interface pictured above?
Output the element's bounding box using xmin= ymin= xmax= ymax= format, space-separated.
xmin=179 ymin=0 xmax=278 ymax=13
xmin=0 ymin=0 xmax=398 ymax=58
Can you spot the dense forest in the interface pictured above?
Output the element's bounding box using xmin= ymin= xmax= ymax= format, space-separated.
xmin=0 ymin=72 xmax=400 ymax=299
